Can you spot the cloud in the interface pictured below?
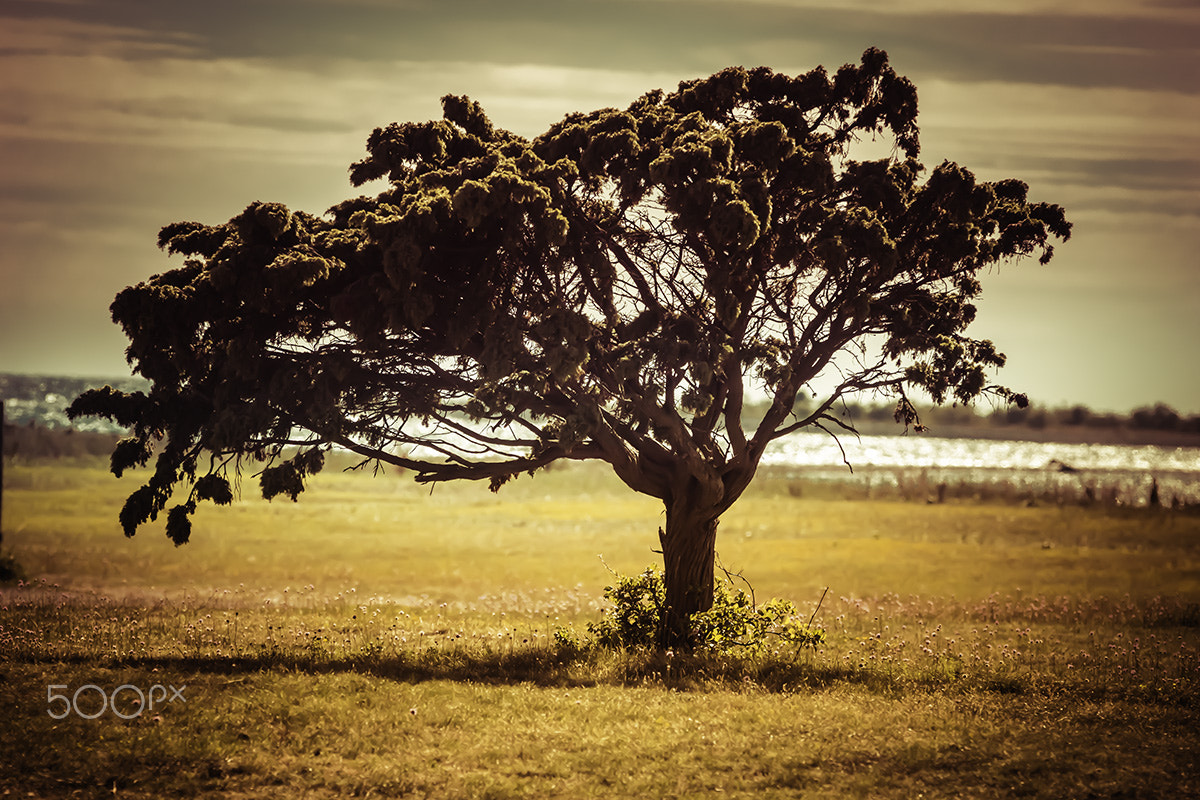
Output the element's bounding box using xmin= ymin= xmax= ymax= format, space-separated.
xmin=4 ymin=0 xmax=1198 ymax=93
xmin=0 ymin=12 xmax=201 ymax=59
xmin=1 ymin=0 xmax=1197 ymax=408
xmin=5 ymin=3 xmax=1195 ymax=227
xmin=687 ymin=0 xmax=1200 ymax=17
xmin=910 ymin=80 xmax=1200 ymax=220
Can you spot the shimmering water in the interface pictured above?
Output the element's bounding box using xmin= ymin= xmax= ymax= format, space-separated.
xmin=763 ymin=432 xmax=1200 ymax=473
xmin=762 ymin=432 xmax=1200 ymax=507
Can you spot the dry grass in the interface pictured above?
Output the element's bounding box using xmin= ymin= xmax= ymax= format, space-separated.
xmin=2 ymin=459 xmax=1199 ymax=798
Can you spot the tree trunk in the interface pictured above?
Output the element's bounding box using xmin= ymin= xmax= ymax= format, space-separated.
xmin=658 ymin=505 xmax=719 ymax=650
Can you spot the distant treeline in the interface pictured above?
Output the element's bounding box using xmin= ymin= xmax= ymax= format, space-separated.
xmin=744 ymin=398 xmax=1200 ymax=444
xmin=1007 ymin=403 xmax=1200 ymax=434
xmin=1 ymin=373 xmax=148 ymax=434
xmin=2 ymin=421 xmax=120 ymax=461
xmin=2 ymin=374 xmax=140 ymax=460
xmin=851 ymin=401 xmax=1200 ymax=434
xmin=3 ymin=368 xmax=1199 ymax=460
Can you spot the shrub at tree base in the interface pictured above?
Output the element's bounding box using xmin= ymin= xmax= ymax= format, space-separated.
xmin=575 ymin=567 xmax=825 ymax=656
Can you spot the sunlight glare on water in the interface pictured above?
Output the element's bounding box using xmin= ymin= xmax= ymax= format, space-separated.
xmin=761 ymin=432 xmax=1200 ymax=506
xmin=763 ymin=433 xmax=1200 ymax=473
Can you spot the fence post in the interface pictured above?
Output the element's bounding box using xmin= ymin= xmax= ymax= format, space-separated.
xmin=1 ymin=400 xmax=5 ymax=546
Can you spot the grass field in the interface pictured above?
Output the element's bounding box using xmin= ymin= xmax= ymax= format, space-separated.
xmin=2 ymin=458 xmax=1199 ymax=798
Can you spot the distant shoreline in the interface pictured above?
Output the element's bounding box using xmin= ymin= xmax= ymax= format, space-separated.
xmin=822 ymin=420 xmax=1200 ymax=449
xmin=5 ymin=372 xmax=1200 ymax=451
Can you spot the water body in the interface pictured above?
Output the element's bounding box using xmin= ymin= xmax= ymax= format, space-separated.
xmin=397 ymin=420 xmax=1200 ymax=506
xmin=764 ymin=431 xmax=1200 ymax=472
xmin=762 ymin=432 xmax=1200 ymax=506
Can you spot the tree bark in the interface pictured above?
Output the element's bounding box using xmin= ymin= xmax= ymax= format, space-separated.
xmin=658 ymin=505 xmax=719 ymax=650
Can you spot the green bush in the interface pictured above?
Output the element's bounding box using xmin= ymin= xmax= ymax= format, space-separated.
xmin=586 ymin=567 xmax=665 ymax=649
xmin=692 ymin=582 xmax=825 ymax=655
xmin=581 ymin=566 xmax=825 ymax=655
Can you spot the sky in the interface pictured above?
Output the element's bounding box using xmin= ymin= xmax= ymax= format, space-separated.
xmin=0 ymin=0 xmax=1197 ymax=414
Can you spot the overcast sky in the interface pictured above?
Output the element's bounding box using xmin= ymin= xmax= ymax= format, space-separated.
xmin=1 ymin=0 xmax=1197 ymax=413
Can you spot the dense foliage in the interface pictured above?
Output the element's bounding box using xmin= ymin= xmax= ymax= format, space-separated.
xmin=69 ymin=49 xmax=1069 ymax=646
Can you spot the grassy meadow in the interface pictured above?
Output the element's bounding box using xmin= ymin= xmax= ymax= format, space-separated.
xmin=1 ymin=457 xmax=1199 ymax=798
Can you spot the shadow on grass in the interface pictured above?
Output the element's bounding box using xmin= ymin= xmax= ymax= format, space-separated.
xmin=9 ymin=646 xmax=1068 ymax=700
xmin=13 ymin=633 xmax=1200 ymax=712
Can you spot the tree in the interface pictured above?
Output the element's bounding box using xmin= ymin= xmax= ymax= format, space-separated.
xmin=69 ymin=49 xmax=1070 ymax=649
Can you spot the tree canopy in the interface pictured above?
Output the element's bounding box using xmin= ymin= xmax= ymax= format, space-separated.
xmin=70 ymin=49 xmax=1069 ymax=647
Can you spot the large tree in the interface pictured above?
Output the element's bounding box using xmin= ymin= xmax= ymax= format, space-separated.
xmin=71 ymin=50 xmax=1069 ymax=648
